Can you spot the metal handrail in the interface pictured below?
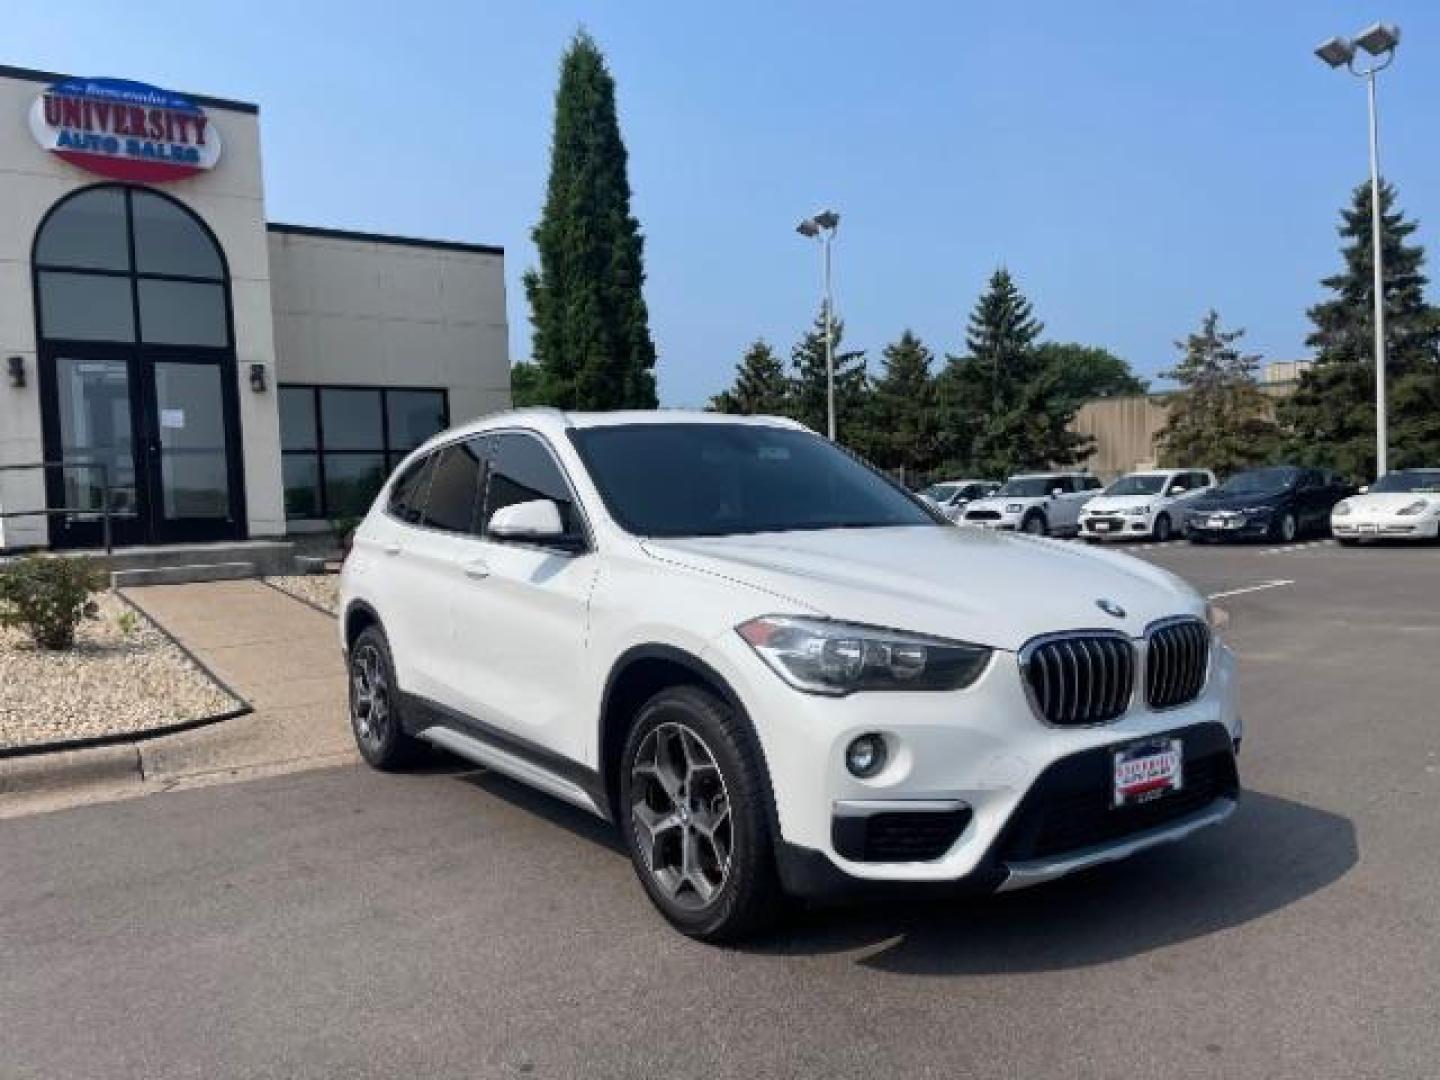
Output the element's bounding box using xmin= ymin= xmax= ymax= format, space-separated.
xmin=0 ymin=460 xmax=138 ymax=555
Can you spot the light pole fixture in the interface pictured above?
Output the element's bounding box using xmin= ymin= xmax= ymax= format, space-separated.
xmin=796 ymin=209 xmax=840 ymax=440
xmin=1315 ymin=21 xmax=1400 ymax=479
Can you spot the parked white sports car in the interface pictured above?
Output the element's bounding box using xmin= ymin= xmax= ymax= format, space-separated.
xmin=1331 ymin=468 xmax=1440 ymax=543
xmin=1079 ymin=469 xmax=1216 ymax=543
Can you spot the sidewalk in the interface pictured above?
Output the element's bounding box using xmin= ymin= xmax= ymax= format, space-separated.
xmin=1 ymin=580 xmax=356 ymax=818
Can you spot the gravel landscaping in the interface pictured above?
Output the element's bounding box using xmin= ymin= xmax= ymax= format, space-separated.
xmin=265 ymin=575 xmax=339 ymax=615
xmin=0 ymin=592 xmax=241 ymax=752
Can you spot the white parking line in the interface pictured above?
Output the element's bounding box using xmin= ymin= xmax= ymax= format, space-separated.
xmin=1206 ymin=579 xmax=1295 ymax=600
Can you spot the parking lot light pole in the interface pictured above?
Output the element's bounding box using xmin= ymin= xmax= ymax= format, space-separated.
xmin=796 ymin=210 xmax=841 ymax=441
xmin=1316 ymin=22 xmax=1400 ymax=479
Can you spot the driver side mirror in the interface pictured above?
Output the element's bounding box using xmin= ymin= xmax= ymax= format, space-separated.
xmin=488 ymin=499 xmax=579 ymax=549
xmin=1170 ymin=485 xmax=1187 ymax=496
xmin=1051 ymin=487 xmax=1064 ymax=499
xmin=1358 ymin=485 xmax=1370 ymax=495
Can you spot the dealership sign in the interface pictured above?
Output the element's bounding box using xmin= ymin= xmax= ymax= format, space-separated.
xmin=29 ymin=77 xmax=221 ymax=183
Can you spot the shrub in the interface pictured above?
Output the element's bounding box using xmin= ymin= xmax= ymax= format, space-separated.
xmin=0 ymin=555 xmax=107 ymax=650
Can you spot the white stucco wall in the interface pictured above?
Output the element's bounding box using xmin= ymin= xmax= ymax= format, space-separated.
xmin=266 ymin=229 xmax=511 ymax=426
xmin=0 ymin=69 xmax=285 ymax=547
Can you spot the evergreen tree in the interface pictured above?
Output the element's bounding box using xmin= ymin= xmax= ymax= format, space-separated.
xmin=939 ymin=268 xmax=1090 ymax=477
xmin=867 ymin=330 xmax=943 ymax=475
xmin=1155 ymin=310 xmax=1277 ymax=475
xmin=710 ymin=340 xmax=791 ymax=415
xmin=523 ymin=31 xmax=658 ymax=410
xmin=789 ymin=304 xmax=871 ymax=448
xmin=509 ymin=361 xmax=545 ymax=408
xmin=1279 ymin=181 xmax=1440 ymax=477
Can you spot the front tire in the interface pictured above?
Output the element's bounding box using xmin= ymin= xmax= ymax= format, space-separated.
xmin=619 ymin=685 xmax=781 ymax=943
xmin=348 ymin=625 xmax=421 ymax=770
xmin=1021 ymin=511 xmax=1048 ymax=536
xmin=1271 ymin=512 xmax=1298 ymax=543
xmin=1153 ymin=513 xmax=1173 ymax=543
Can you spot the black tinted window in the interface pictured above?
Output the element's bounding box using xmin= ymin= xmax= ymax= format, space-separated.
xmin=1084 ymin=476 xmax=1103 ymax=491
xmin=484 ymin=433 xmax=581 ymax=537
xmin=422 ymin=442 xmax=484 ymax=533
xmin=571 ymin=424 xmax=937 ymax=538
xmin=387 ymin=454 xmax=434 ymax=525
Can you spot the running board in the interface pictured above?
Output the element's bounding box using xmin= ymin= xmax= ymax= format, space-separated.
xmin=416 ymin=725 xmax=604 ymax=818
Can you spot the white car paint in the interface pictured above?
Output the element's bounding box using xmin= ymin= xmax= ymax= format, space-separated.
xmin=960 ymin=472 xmax=1103 ymax=536
xmin=1079 ymin=469 xmax=1217 ymax=542
xmin=340 ymin=410 xmax=1239 ymax=903
xmin=1331 ymin=469 xmax=1440 ymax=541
xmin=917 ymin=478 xmax=999 ymax=521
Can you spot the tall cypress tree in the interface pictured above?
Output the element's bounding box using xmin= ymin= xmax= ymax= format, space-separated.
xmin=1155 ymin=310 xmax=1278 ymax=475
xmin=523 ymin=31 xmax=658 ymax=409
xmin=867 ymin=330 xmax=942 ymax=474
xmin=1279 ymin=181 xmax=1440 ymax=477
xmin=711 ymin=340 xmax=791 ymax=415
xmin=789 ymin=304 xmax=870 ymax=445
xmin=940 ymin=268 xmax=1090 ymax=477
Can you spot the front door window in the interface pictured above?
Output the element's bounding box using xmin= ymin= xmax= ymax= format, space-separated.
xmin=154 ymin=362 xmax=233 ymax=525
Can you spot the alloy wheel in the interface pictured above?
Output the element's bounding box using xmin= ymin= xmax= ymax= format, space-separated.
xmin=350 ymin=643 xmax=391 ymax=748
xmin=629 ymin=721 xmax=733 ymax=910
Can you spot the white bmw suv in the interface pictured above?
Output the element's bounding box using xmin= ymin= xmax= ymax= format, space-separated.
xmin=340 ymin=411 xmax=1241 ymax=942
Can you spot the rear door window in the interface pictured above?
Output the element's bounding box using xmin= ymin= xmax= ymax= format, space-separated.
xmin=387 ymin=453 xmax=435 ymax=525
xmin=421 ymin=440 xmax=485 ymax=534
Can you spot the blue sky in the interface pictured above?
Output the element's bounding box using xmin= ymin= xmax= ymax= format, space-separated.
xmin=9 ymin=1 xmax=1440 ymax=405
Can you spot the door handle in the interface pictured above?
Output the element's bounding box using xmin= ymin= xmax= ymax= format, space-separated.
xmin=383 ymin=543 xmax=402 ymax=556
xmin=462 ymin=559 xmax=491 ymax=579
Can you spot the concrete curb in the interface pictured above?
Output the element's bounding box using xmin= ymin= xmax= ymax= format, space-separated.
xmin=259 ymin=577 xmax=339 ymax=621
xmin=0 ymin=742 xmax=140 ymax=796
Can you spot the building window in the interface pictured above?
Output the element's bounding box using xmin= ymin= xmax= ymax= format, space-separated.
xmin=279 ymin=385 xmax=448 ymax=521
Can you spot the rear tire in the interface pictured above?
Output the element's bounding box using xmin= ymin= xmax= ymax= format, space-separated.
xmin=1021 ymin=511 xmax=1048 ymax=537
xmin=348 ymin=625 xmax=421 ymax=770
xmin=619 ymin=685 xmax=782 ymax=944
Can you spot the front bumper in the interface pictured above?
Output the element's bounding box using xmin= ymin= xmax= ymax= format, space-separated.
xmin=1184 ymin=513 xmax=1271 ymax=539
xmin=1080 ymin=513 xmax=1153 ymax=537
xmin=1332 ymin=516 xmax=1440 ymax=539
xmin=700 ymin=630 xmax=1242 ymax=896
xmin=961 ymin=512 xmax=1022 ymax=530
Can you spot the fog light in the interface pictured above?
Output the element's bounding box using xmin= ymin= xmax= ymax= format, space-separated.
xmin=845 ymin=734 xmax=887 ymax=778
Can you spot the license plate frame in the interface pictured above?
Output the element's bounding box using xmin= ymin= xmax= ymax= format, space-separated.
xmin=1112 ymin=737 xmax=1183 ymax=808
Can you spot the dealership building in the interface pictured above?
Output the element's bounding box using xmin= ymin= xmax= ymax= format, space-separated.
xmin=0 ymin=65 xmax=511 ymax=553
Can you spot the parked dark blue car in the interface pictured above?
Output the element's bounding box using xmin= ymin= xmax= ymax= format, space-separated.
xmin=1184 ymin=466 xmax=1354 ymax=543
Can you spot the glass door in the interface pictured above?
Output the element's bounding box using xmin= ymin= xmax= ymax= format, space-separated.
xmin=43 ymin=351 xmax=147 ymax=549
xmin=141 ymin=355 xmax=244 ymax=544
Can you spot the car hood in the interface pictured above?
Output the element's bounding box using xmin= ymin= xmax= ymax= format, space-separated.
xmin=1344 ymin=492 xmax=1440 ymax=515
xmin=1187 ymin=491 xmax=1289 ymax=512
xmin=1083 ymin=494 xmax=1159 ymax=513
xmin=640 ymin=526 xmax=1203 ymax=652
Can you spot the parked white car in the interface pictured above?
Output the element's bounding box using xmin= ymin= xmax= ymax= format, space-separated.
xmin=960 ymin=472 xmax=1104 ymax=536
xmin=1079 ymin=469 xmax=1216 ymax=543
xmin=1331 ymin=468 xmax=1440 ymax=543
xmin=917 ymin=478 xmax=999 ymax=520
xmin=339 ymin=411 xmax=1239 ymax=942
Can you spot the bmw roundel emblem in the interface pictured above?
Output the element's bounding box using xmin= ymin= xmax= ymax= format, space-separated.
xmin=1096 ymin=599 xmax=1126 ymax=619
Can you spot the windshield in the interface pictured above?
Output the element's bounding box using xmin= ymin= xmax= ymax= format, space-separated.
xmin=1217 ymin=467 xmax=1299 ymax=496
xmin=1106 ymin=474 xmax=1167 ymax=497
xmin=1371 ymin=469 xmax=1440 ymax=494
xmin=995 ymin=477 xmax=1058 ymax=498
xmin=570 ymin=424 xmax=940 ymax=537
xmin=920 ymin=483 xmax=958 ymax=503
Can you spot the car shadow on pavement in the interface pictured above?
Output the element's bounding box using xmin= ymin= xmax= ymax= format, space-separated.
xmin=750 ymin=791 xmax=1356 ymax=974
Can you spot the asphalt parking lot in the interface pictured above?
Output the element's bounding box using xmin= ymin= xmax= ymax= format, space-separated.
xmin=2 ymin=539 xmax=1437 ymax=1079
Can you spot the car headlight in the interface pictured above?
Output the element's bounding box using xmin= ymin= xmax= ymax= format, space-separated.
xmin=1397 ymin=500 xmax=1428 ymax=516
xmin=1333 ymin=501 xmax=1352 ymax=517
xmin=1122 ymin=505 xmax=1150 ymax=515
xmin=737 ymin=616 xmax=992 ymax=695
xmin=1005 ymin=503 xmax=1024 ymax=513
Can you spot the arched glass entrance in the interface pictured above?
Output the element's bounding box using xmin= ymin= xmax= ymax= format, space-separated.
xmin=33 ymin=184 xmax=244 ymax=547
